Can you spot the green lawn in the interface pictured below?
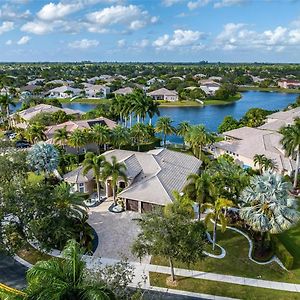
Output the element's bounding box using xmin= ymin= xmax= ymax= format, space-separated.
xmin=56 ymin=98 xmax=111 ymax=105
xmin=203 ymin=93 xmax=242 ymax=105
xmin=151 ymin=226 xmax=300 ymax=284
xmin=150 ymin=273 xmax=300 ymax=300
xmin=157 ymin=100 xmax=202 ymax=107
xmin=239 ymin=86 xmax=300 ymax=94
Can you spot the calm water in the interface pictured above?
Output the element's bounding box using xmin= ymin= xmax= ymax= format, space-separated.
xmin=13 ymin=91 xmax=298 ymax=143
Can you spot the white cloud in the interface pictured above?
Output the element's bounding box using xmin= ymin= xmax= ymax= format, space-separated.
xmin=117 ymin=39 xmax=126 ymax=47
xmin=21 ymin=21 xmax=53 ymax=35
xmin=134 ymin=39 xmax=149 ymax=48
xmin=162 ymin=0 xmax=184 ymax=7
xmin=0 ymin=21 xmax=14 ymax=35
xmin=37 ymin=2 xmax=82 ymax=21
xmin=214 ymin=0 xmax=247 ymax=8
xmin=86 ymin=5 xmax=157 ymax=31
xmin=187 ymin=0 xmax=211 ymax=10
xmin=5 ymin=39 xmax=12 ymax=45
xmin=153 ymin=29 xmax=203 ymax=50
xmin=68 ymin=39 xmax=99 ymax=49
xmin=0 ymin=4 xmax=31 ymax=20
xmin=17 ymin=35 xmax=31 ymax=45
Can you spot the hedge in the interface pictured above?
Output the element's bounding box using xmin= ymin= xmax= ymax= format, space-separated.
xmin=272 ymin=236 xmax=294 ymax=270
xmin=121 ymin=138 xmax=161 ymax=152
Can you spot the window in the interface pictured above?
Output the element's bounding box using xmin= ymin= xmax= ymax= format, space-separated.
xmin=79 ymin=183 xmax=84 ymax=193
xmin=119 ymin=181 xmax=126 ymax=189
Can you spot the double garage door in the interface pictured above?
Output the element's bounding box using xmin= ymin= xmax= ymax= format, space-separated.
xmin=126 ymin=199 xmax=158 ymax=213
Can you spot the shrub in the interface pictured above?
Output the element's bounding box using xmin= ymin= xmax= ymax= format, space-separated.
xmin=272 ymin=236 xmax=294 ymax=270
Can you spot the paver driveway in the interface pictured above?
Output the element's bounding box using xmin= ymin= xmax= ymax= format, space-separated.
xmin=88 ymin=198 xmax=149 ymax=263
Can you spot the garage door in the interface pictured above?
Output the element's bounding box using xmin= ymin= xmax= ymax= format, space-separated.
xmin=126 ymin=199 xmax=139 ymax=212
xmin=141 ymin=202 xmax=155 ymax=213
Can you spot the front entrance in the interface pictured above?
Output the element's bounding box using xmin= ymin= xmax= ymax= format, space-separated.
xmin=106 ymin=180 xmax=113 ymax=197
xmin=126 ymin=199 xmax=139 ymax=212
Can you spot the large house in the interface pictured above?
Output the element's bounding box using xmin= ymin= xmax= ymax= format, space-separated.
xmin=199 ymin=80 xmax=221 ymax=96
xmin=113 ymin=87 xmax=134 ymax=96
xmin=63 ymin=148 xmax=202 ymax=212
xmin=47 ymin=86 xmax=82 ymax=99
xmin=83 ymin=84 xmax=110 ymax=98
xmin=278 ymin=79 xmax=300 ymax=89
xmin=11 ymin=104 xmax=82 ymax=129
xmin=45 ymin=117 xmax=116 ymax=153
xmin=147 ymin=88 xmax=178 ymax=101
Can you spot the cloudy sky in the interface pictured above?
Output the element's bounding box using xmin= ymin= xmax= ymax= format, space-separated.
xmin=0 ymin=0 xmax=300 ymax=62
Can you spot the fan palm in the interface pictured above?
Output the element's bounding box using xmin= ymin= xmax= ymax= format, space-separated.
xmin=253 ymin=154 xmax=267 ymax=174
xmin=91 ymin=123 xmax=110 ymax=153
xmin=155 ymin=116 xmax=175 ymax=148
xmin=54 ymin=126 xmax=69 ymax=149
xmin=239 ymin=172 xmax=300 ymax=250
xmin=280 ymin=119 xmax=300 ymax=189
xmin=83 ymin=152 xmax=106 ymax=202
xmin=103 ymin=156 xmax=127 ymax=205
xmin=203 ymin=197 xmax=234 ymax=251
xmin=69 ymin=129 xmax=88 ymax=155
xmin=25 ymin=123 xmax=46 ymax=144
xmin=25 ymin=240 xmax=115 ymax=300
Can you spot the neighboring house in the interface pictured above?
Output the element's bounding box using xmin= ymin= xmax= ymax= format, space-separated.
xmin=84 ymin=84 xmax=110 ymax=98
xmin=147 ymin=88 xmax=178 ymax=101
xmin=26 ymin=78 xmax=45 ymax=86
xmin=146 ymin=77 xmax=165 ymax=86
xmin=45 ymin=117 xmax=116 ymax=153
xmin=250 ymin=75 xmax=265 ymax=83
xmin=10 ymin=104 xmax=82 ymax=128
xmin=113 ymin=87 xmax=134 ymax=96
xmin=199 ymin=80 xmax=221 ymax=96
xmin=46 ymin=80 xmax=74 ymax=86
xmin=20 ymin=84 xmax=41 ymax=94
xmin=208 ymin=76 xmax=223 ymax=82
xmin=63 ymin=148 xmax=202 ymax=212
xmin=47 ymin=86 xmax=82 ymax=99
xmin=211 ymin=127 xmax=296 ymax=175
xmin=193 ymin=73 xmax=206 ymax=79
xmin=278 ymin=79 xmax=300 ymax=89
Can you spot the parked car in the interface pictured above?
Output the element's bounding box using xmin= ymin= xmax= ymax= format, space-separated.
xmin=15 ymin=140 xmax=30 ymax=149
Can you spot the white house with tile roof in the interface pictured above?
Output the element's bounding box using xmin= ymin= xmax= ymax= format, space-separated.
xmin=147 ymin=88 xmax=178 ymax=101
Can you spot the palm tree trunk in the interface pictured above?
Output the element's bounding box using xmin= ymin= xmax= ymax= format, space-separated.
xmin=129 ymin=114 xmax=132 ymax=128
xmin=98 ymin=143 xmax=101 ymax=154
xmin=213 ymin=217 xmax=217 ymax=251
xmin=96 ymin=181 xmax=101 ymax=202
xmin=137 ymin=115 xmax=140 ymax=123
xmin=293 ymin=149 xmax=299 ymax=189
xmin=164 ymin=134 xmax=166 ymax=148
xmin=149 ymin=118 xmax=152 ymax=126
xmin=113 ymin=185 xmax=117 ymax=205
xmin=169 ymin=257 xmax=175 ymax=282
xmin=124 ymin=117 xmax=127 ymax=128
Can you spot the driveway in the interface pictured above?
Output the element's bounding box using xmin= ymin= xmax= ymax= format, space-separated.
xmin=88 ymin=198 xmax=149 ymax=263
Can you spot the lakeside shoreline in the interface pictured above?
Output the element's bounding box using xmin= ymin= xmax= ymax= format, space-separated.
xmin=239 ymin=86 xmax=300 ymax=94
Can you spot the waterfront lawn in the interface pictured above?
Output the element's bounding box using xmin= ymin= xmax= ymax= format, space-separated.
xmin=203 ymin=93 xmax=242 ymax=105
xmin=56 ymin=98 xmax=111 ymax=105
xmin=151 ymin=226 xmax=300 ymax=284
xmin=239 ymin=86 xmax=300 ymax=94
xmin=158 ymin=100 xmax=202 ymax=107
xmin=149 ymin=273 xmax=300 ymax=300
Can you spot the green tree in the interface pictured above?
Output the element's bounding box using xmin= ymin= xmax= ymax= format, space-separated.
xmin=177 ymin=121 xmax=191 ymax=149
xmin=83 ymin=152 xmax=106 ymax=202
xmin=130 ymin=123 xmax=150 ymax=151
xmin=69 ymin=129 xmax=88 ymax=155
xmin=280 ymin=119 xmax=300 ymax=189
xmin=54 ymin=126 xmax=69 ymax=149
xmin=155 ymin=116 xmax=175 ymax=148
xmin=91 ymin=123 xmax=110 ymax=153
xmin=132 ymin=202 xmax=206 ymax=282
xmin=111 ymin=125 xmax=130 ymax=149
xmin=0 ymin=93 xmax=15 ymax=128
xmin=218 ymin=116 xmax=240 ymax=133
xmin=103 ymin=156 xmax=127 ymax=205
xmin=202 ymin=198 xmax=234 ymax=251
xmin=25 ymin=123 xmax=46 ymax=144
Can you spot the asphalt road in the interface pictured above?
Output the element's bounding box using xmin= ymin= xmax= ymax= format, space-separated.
xmin=0 ymin=254 xmax=27 ymax=290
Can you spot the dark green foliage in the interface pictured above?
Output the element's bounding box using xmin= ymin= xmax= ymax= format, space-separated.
xmin=218 ymin=116 xmax=240 ymax=133
xmin=272 ymin=236 xmax=294 ymax=270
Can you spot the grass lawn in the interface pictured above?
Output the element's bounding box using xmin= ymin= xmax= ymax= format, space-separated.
xmin=56 ymin=98 xmax=111 ymax=105
xmin=151 ymin=226 xmax=300 ymax=284
xmin=17 ymin=243 xmax=52 ymax=265
xmin=158 ymin=100 xmax=202 ymax=107
xmin=239 ymin=86 xmax=300 ymax=94
xmin=203 ymin=93 xmax=242 ymax=106
xmin=149 ymin=272 xmax=300 ymax=300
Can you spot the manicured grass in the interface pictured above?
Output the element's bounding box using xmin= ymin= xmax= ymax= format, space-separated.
xmin=239 ymin=86 xmax=300 ymax=94
xmin=17 ymin=243 xmax=52 ymax=265
xmin=27 ymin=172 xmax=45 ymax=184
xmin=56 ymin=98 xmax=111 ymax=105
xmin=203 ymin=93 xmax=242 ymax=105
xmin=151 ymin=226 xmax=300 ymax=284
xmin=149 ymin=272 xmax=300 ymax=300
xmin=158 ymin=100 xmax=202 ymax=107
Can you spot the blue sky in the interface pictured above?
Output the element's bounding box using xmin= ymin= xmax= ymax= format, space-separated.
xmin=0 ymin=0 xmax=300 ymax=62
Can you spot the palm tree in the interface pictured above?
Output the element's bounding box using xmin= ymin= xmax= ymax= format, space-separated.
xmin=53 ymin=126 xmax=69 ymax=149
xmin=177 ymin=121 xmax=191 ymax=149
xmin=203 ymin=197 xmax=234 ymax=251
xmin=25 ymin=240 xmax=115 ymax=300
xmin=130 ymin=123 xmax=150 ymax=151
xmin=83 ymin=152 xmax=106 ymax=202
xmin=91 ymin=123 xmax=110 ymax=153
xmin=147 ymin=97 xmax=160 ymax=125
xmin=253 ymin=154 xmax=267 ymax=174
xmin=68 ymin=129 xmax=88 ymax=155
xmin=103 ymin=156 xmax=127 ymax=205
xmin=111 ymin=125 xmax=129 ymax=149
xmin=132 ymin=90 xmax=148 ymax=123
xmin=184 ymin=172 xmax=215 ymax=219
xmin=155 ymin=116 xmax=175 ymax=148
xmin=25 ymin=123 xmax=46 ymax=144
xmin=239 ymin=172 xmax=300 ymax=253
xmin=0 ymin=93 xmax=15 ymax=128
xmin=280 ymin=119 xmax=300 ymax=189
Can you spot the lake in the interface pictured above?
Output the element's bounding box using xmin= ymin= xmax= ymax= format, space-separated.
xmin=61 ymin=91 xmax=298 ymax=143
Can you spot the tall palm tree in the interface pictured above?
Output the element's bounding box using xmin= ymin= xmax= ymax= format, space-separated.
xmin=239 ymin=172 xmax=300 ymax=252
xmin=253 ymin=154 xmax=267 ymax=174
xmin=103 ymin=156 xmax=127 ymax=205
xmin=111 ymin=125 xmax=129 ymax=149
xmin=25 ymin=123 xmax=46 ymax=144
xmin=83 ymin=152 xmax=106 ymax=202
xmin=203 ymin=197 xmax=234 ymax=251
xmin=280 ymin=119 xmax=300 ymax=189
xmin=130 ymin=123 xmax=150 ymax=151
xmin=91 ymin=123 xmax=110 ymax=153
xmin=68 ymin=129 xmax=88 ymax=155
xmin=132 ymin=90 xmax=148 ymax=123
xmin=147 ymin=97 xmax=160 ymax=126
xmin=184 ymin=172 xmax=215 ymax=219
xmin=0 ymin=93 xmax=15 ymax=128
xmin=25 ymin=240 xmax=115 ymax=300
xmin=54 ymin=126 xmax=69 ymax=149
xmin=155 ymin=116 xmax=175 ymax=148
xmin=177 ymin=121 xmax=191 ymax=149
